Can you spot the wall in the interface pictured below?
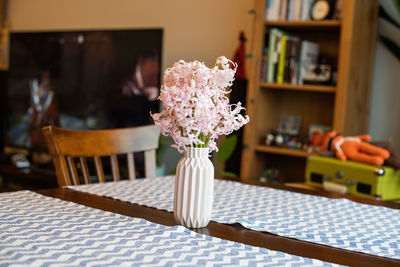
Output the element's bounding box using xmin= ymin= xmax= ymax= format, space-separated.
xmin=8 ymin=0 xmax=255 ymax=70
xmin=369 ymin=2 xmax=400 ymax=153
xmin=7 ymin=0 xmax=255 ymax=173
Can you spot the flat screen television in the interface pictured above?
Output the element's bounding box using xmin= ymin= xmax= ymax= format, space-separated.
xmin=2 ymin=29 xmax=162 ymax=156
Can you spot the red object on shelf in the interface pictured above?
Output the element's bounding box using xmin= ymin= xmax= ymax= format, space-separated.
xmin=233 ymin=31 xmax=246 ymax=79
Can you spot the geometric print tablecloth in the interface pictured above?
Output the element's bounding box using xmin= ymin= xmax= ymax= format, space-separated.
xmin=67 ymin=176 xmax=400 ymax=260
xmin=0 ymin=191 xmax=340 ymax=267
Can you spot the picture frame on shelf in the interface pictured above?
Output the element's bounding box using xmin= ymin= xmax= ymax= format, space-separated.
xmin=277 ymin=115 xmax=302 ymax=137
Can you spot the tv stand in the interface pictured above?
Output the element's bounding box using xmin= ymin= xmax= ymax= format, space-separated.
xmin=0 ymin=160 xmax=57 ymax=192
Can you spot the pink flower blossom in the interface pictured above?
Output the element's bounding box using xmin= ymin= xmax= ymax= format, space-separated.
xmin=151 ymin=56 xmax=250 ymax=153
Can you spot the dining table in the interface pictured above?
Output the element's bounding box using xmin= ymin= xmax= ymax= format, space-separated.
xmin=1 ymin=176 xmax=400 ymax=266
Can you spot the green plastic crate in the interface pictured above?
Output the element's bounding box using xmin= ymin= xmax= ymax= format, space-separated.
xmin=305 ymin=156 xmax=400 ymax=200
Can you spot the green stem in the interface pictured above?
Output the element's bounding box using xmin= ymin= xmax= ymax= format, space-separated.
xmin=195 ymin=133 xmax=210 ymax=148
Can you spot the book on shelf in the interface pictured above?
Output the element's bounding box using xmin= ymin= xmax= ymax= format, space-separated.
xmin=277 ymin=34 xmax=287 ymax=84
xmin=266 ymin=28 xmax=277 ymax=82
xmin=260 ymin=28 xmax=319 ymax=85
xmin=265 ymin=0 xmax=278 ymax=21
xmin=285 ymin=36 xmax=300 ymax=84
xmin=280 ymin=0 xmax=288 ymax=21
xmin=293 ymin=0 xmax=302 ymax=21
xmin=282 ymin=37 xmax=292 ymax=83
xmin=273 ymin=32 xmax=282 ymax=82
xmin=265 ymin=0 xmax=313 ymax=21
xmin=260 ymin=47 xmax=269 ymax=82
xmin=286 ymin=0 xmax=294 ymax=21
xmin=301 ymin=0 xmax=312 ymax=20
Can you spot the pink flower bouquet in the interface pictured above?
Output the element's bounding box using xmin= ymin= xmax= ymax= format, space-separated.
xmin=151 ymin=56 xmax=250 ymax=153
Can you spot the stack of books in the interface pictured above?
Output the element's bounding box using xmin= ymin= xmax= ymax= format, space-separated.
xmin=260 ymin=28 xmax=319 ymax=85
xmin=265 ymin=0 xmax=313 ymax=21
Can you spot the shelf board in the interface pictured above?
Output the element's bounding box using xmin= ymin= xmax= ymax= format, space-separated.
xmin=265 ymin=20 xmax=341 ymax=28
xmin=260 ymin=83 xmax=336 ymax=93
xmin=255 ymin=145 xmax=312 ymax=158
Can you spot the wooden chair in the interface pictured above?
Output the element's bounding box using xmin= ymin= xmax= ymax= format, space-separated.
xmin=41 ymin=125 xmax=160 ymax=187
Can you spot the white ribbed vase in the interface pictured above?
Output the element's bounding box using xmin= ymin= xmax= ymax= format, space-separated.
xmin=173 ymin=147 xmax=214 ymax=228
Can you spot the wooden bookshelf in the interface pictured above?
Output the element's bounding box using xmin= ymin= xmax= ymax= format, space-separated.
xmin=255 ymin=145 xmax=311 ymax=158
xmin=240 ymin=0 xmax=379 ymax=182
xmin=260 ymin=83 xmax=336 ymax=93
xmin=0 ymin=0 xmax=7 ymax=71
xmin=265 ymin=20 xmax=341 ymax=28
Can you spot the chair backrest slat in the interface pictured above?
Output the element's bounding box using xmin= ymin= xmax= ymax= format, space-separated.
xmin=66 ymin=156 xmax=80 ymax=185
xmin=110 ymin=155 xmax=120 ymax=181
xmin=55 ymin=155 xmax=71 ymax=187
xmin=127 ymin=152 xmax=136 ymax=179
xmin=79 ymin=157 xmax=91 ymax=184
xmin=94 ymin=156 xmax=105 ymax=183
xmin=144 ymin=150 xmax=156 ymax=178
xmin=41 ymin=125 xmax=160 ymax=186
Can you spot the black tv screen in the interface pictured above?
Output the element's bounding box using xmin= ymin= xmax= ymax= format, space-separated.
xmin=5 ymin=29 xmax=162 ymax=152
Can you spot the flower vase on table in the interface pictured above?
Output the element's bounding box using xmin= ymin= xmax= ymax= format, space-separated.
xmin=152 ymin=56 xmax=249 ymax=228
xmin=174 ymin=147 xmax=214 ymax=228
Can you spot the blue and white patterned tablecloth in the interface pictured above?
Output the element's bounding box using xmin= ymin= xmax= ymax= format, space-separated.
xmin=67 ymin=176 xmax=400 ymax=260
xmin=0 ymin=191 xmax=338 ymax=267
